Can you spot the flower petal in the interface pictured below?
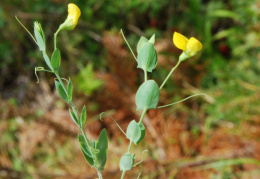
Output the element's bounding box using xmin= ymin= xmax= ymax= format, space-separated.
xmin=68 ymin=3 xmax=81 ymax=25
xmin=173 ymin=32 xmax=188 ymax=51
xmin=187 ymin=37 xmax=202 ymax=53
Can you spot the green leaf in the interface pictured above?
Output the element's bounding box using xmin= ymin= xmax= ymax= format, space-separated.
xmin=69 ymin=108 xmax=79 ymax=126
xmin=78 ymin=135 xmax=94 ymax=167
xmin=51 ymin=49 xmax=61 ymax=72
xmin=34 ymin=24 xmax=45 ymax=51
xmin=94 ymin=129 xmax=108 ymax=171
xmin=119 ymin=153 xmax=135 ymax=171
xmin=42 ymin=52 xmax=53 ymax=70
xmin=93 ymin=140 xmax=97 ymax=149
xmin=149 ymin=34 xmax=155 ymax=44
xmin=91 ymin=148 xmax=100 ymax=154
xmin=67 ymin=78 xmax=73 ymax=102
xmin=55 ymin=81 xmax=69 ymax=102
xmin=137 ymin=36 xmax=148 ymax=54
xmin=126 ymin=120 xmax=141 ymax=144
xmin=80 ymin=105 xmax=87 ymax=127
xmin=79 ymin=142 xmax=92 ymax=158
xmin=137 ymin=43 xmax=158 ymax=72
xmin=135 ymin=80 xmax=160 ymax=110
xmin=136 ymin=123 xmax=145 ymax=144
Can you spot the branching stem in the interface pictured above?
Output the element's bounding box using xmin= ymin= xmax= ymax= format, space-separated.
xmin=159 ymin=59 xmax=181 ymax=90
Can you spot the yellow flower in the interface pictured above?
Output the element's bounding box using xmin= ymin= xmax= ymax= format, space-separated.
xmin=59 ymin=3 xmax=81 ymax=31
xmin=173 ymin=32 xmax=202 ymax=60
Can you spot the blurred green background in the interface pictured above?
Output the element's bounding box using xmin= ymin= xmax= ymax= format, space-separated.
xmin=1 ymin=0 xmax=260 ymax=178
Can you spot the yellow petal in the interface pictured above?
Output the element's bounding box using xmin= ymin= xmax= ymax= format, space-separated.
xmin=173 ymin=32 xmax=188 ymax=51
xmin=68 ymin=3 xmax=81 ymax=26
xmin=187 ymin=37 xmax=202 ymax=53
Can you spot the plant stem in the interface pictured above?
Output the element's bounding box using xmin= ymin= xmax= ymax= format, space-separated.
xmin=121 ymin=108 xmax=148 ymax=179
xmin=120 ymin=29 xmax=137 ymax=61
xmin=54 ymin=28 xmax=61 ymax=50
xmin=138 ymin=108 xmax=147 ymax=125
xmin=159 ymin=59 xmax=181 ymax=90
xmin=55 ymin=73 xmax=94 ymax=159
xmin=128 ymin=141 xmax=133 ymax=153
xmin=80 ymin=127 xmax=94 ymax=157
xmin=144 ymin=70 xmax=147 ymax=82
xmin=97 ymin=169 xmax=103 ymax=179
xmin=121 ymin=171 xmax=126 ymax=179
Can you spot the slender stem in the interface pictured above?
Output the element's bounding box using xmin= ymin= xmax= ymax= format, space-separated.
xmin=121 ymin=171 xmax=126 ymax=179
xmin=97 ymin=170 xmax=103 ymax=179
xmin=15 ymin=16 xmax=38 ymax=45
xmin=138 ymin=108 xmax=147 ymax=125
xmin=120 ymin=29 xmax=137 ymax=61
xmin=128 ymin=141 xmax=133 ymax=153
xmin=55 ymin=73 xmax=68 ymax=96
xmin=144 ymin=70 xmax=147 ymax=82
xmin=157 ymin=93 xmax=208 ymax=109
xmin=54 ymin=28 xmax=61 ymax=50
xmin=55 ymin=73 xmax=94 ymax=159
xmin=121 ymin=108 xmax=148 ymax=179
xmin=159 ymin=59 xmax=181 ymax=90
xmin=81 ymin=127 xmax=94 ymax=159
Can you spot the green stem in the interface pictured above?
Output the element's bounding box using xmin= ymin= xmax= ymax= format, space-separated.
xmin=80 ymin=127 xmax=94 ymax=159
xmin=54 ymin=28 xmax=61 ymax=50
xmin=121 ymin=171 xmax=126 ymax=179
xmin=121 ymin=108 xmax=148 ymax=179
xmin=159 ymin=59 xmax=181 ymax=90
xmin=144 ymin=70 xmax=147 ymax=82
xmin=157 ymin=93 xmax=208 ymax=109
xmin=128 ymin=141 xmax=133 ymax=153
xmin=15 ymin=16 xmax=38 ymax=45
xmin=97 ymin=170 xmax=103 ymax=179
xmin=55 ymin=73 xmax=68 ymax=96
xmin=120 ymin=29 xmax=137 ymax=61
xmin=55 ymin=73 xmax=94 ymax=160
xmin=138 ymin=108 xmax=147 ymax=125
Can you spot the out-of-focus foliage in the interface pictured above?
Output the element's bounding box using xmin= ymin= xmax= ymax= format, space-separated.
xmin=76 ymin=63 xmax=103 ymax=96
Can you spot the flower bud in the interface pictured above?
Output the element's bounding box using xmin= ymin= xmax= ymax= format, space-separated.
xmin=34 ymin=21 xmax=46 ymax=51
xmin=59 ymin=3 xmax=81 ymax=31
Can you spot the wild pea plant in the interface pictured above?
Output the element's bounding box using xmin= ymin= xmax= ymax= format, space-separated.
xmin=16 ymin=4 xmax=107 ymax=178
xmin=118 ymin=31 xmax=204 ymax=178
xmin=16 ymin=3 xmax=205 ymax=179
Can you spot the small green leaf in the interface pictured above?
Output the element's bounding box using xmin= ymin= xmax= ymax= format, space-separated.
xmin=91 ymin=148 xmax=100 ymax=154
xmin=55 ymin=81 xmax=69 ymax=102
xmin=135 ymin=80 xmax=159 ymax=110
xmin=79 ymin=142 xmax=92 ymax=158
xmin=126 ymin=120 xmax=141 ymax=144
xmin=80 ymin=105 xmax=87 ymax=127
xmin=42 ymin=52 xmax=53 ymax=70
xmin=67 ymin=78 xmax=73 ymax=102
xmin=78 ymin=135 xmax=94 ymax=167
xmin=79 ymin=134 xmax=94 ymax=148
xmin=149 ymin=34 xmax=155 ymax=44
xmin=34 ymin=24 xmax=45 ymax=51
xmin=51 ymin=49 xmax=61 ymax=72
xmin=94 ymin=129 xmax=108 ymax=171
xmin=93 ymin=140 xmax=97 ymax=149
xmin=137 ymin=123 xmax=145 ymax=144
xmin=69 ymin=108 xmax=79 ymax=126
xmin=137 ymin=43 xmax=158 ymax=72
xmin=137 ymin=36 xmax=148 ymax=54
xmin=119 ymin=153 xmax=134 ymax=171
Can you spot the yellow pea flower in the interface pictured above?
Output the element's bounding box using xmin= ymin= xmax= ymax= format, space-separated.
xmin=173 ymin=32 xmax=202 ymax=61
xmin=59 ymin=3 xmax=81 ymax=31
